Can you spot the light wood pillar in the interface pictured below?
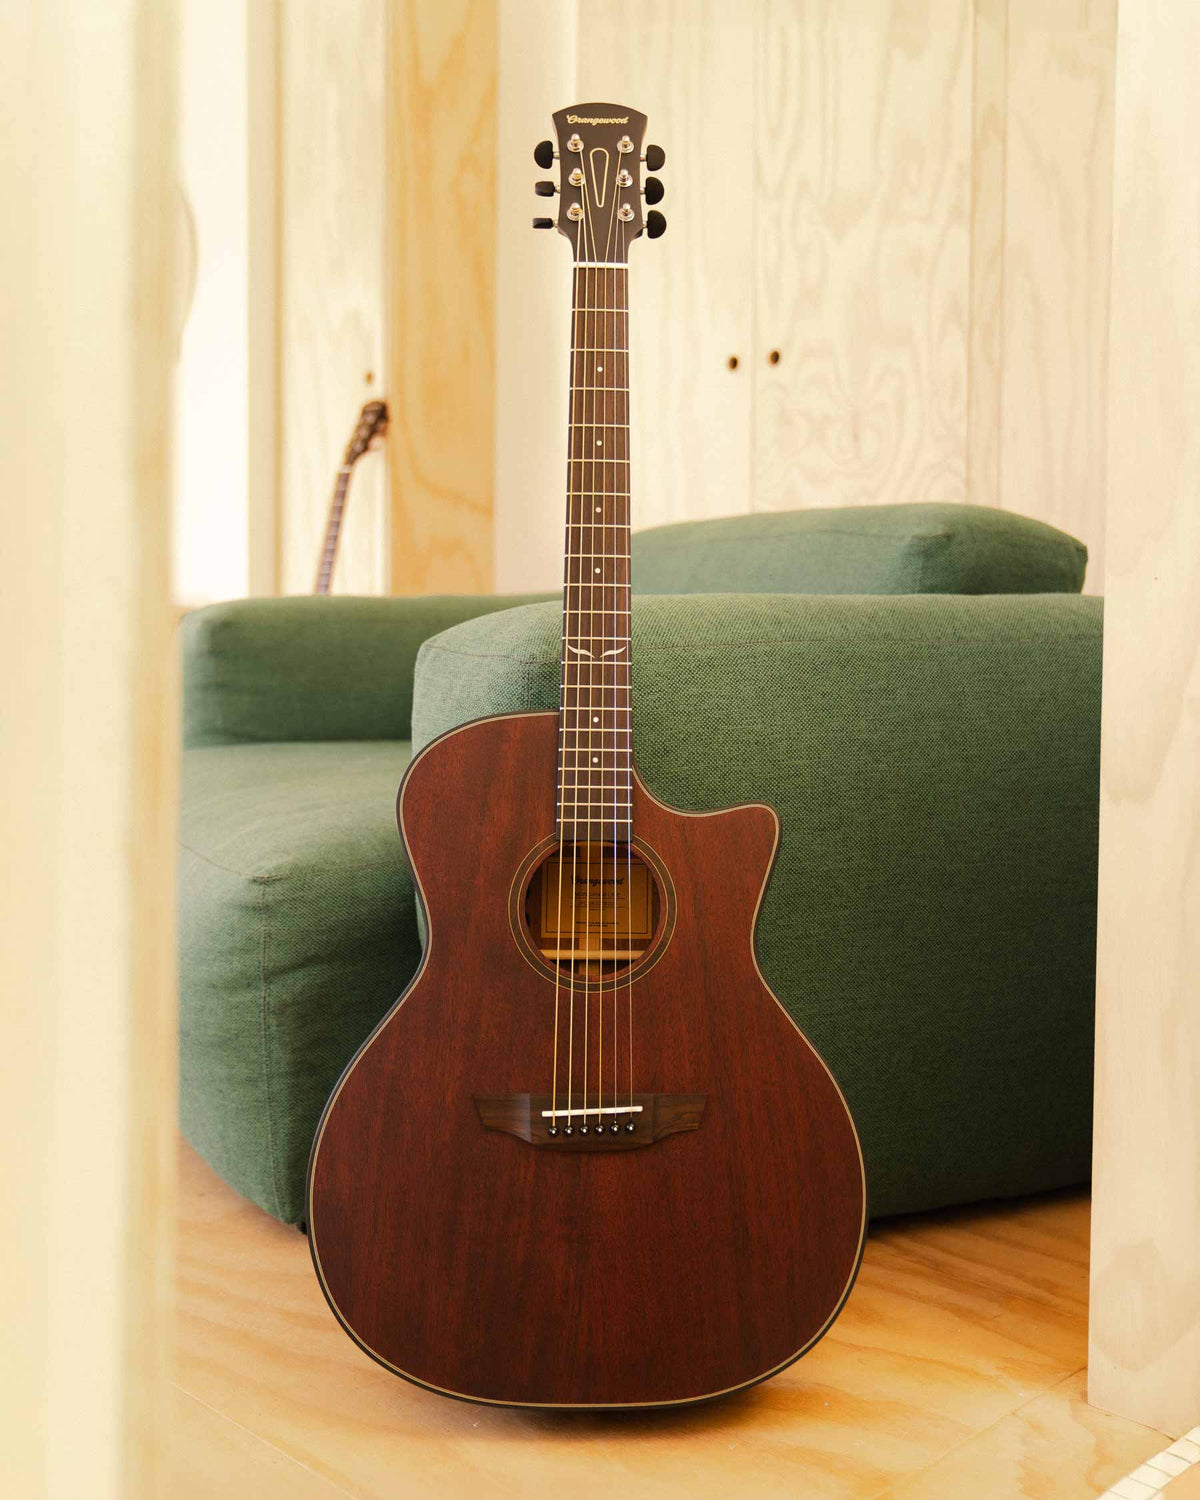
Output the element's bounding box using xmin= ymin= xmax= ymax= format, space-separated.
xmin=386 ymin=0 xmax=497 ymax=594
xmin=1089 ymin=0 xmax=1200 ymax=1437
xmin=0 ymin=1 xmax=179 ymax=1493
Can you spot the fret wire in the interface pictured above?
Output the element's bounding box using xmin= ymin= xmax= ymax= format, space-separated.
xmin=558 ymin=244 xmax=634 ymax=840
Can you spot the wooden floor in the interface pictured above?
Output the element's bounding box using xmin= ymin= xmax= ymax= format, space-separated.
xmin=173 ymin=1142 xmax=1171 ymax=1499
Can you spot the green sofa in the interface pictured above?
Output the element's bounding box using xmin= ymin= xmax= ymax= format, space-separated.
xmin=179 ymin=504 xmax=1100 ymax=1225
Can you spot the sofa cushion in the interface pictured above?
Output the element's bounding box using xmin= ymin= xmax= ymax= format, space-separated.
xmin=182 ymin=594 xmax=554 ymax=750
xmin=179 ymin=740 xmax=417 ymax=1222
xmin=630 ymin=503 xmax=1088 ymax=596
xmin=413 ymin=592 xmax=1103 ymax=1219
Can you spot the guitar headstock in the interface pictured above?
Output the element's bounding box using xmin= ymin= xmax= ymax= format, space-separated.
xmin=533 ymin=103 xmax=665 ymax=264
xmin=343 ymin=400 xmax=389 ymax=467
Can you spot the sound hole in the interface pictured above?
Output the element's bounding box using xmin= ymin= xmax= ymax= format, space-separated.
xmin=522 ymin=843 xmax=663 ymax=982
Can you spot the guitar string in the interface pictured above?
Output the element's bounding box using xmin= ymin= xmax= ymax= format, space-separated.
xmin=577 ymin=147 xmax=606 ymax=1134
xmin=595 ymin=156 xmax=626 ymax=1132
xmin=550 ymin=262 xmax=572 ymax=1132
xmin=560 ymin=158 xmax=594 ymax=1135
xmin=594 ymin=157 xmax=622 ymax=1133
xmin=610 ymin=206 xmax=623 ymax=1126
xmin=620 ymin=205 xmax=635 ymax=1125
xmin=553 ymin=143 xmax=634 ymax=1133
xmin=570 ymin=145 xmax=602 ymax=1133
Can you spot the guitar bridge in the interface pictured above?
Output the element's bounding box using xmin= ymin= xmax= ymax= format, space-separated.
xmin=473 ymin=1092 xmax=705 ymax=1151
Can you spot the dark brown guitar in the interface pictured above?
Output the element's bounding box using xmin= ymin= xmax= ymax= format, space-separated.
xmin=307 ymin=104 xmax=866 ymax=1410
xmin=313 ymin=399 xmax=388 ymax=594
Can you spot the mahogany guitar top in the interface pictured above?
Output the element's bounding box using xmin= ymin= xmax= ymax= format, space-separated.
xmin=307 ymin=712 xmax=866 ymax=1409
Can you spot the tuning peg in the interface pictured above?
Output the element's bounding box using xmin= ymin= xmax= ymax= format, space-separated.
xmin=643 ymin=176 xmax=664 ymax=205
xmin=532 ymin=216 xmax=554 ymax=229
xmin=534 ymin=180 xmax=556 ymax=197
xmin=646 ymin=209 xmax=667 ymax=239
xmin=534 ymin=140 xmax=555 ymax=168
xmin=643 ymin=144 xmax=665 ymax=171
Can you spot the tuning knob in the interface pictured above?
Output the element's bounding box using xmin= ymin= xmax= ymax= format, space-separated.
xmin=532 ymin=216 xmax=554 ymax=229
xmin=534 ymin=180 xmax=556 ymax=197
xmin=646 ymin=209 xmax=667 ymax=239
xmin=533 ymin=140 xmax=555 ymax=168
xmin=644 ymin=143 xmax=666 ymax=171
xmin=643 ymin=176 xmax=664 ymax=205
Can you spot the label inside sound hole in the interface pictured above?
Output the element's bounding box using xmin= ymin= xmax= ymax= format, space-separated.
xmin=529 ymin=844 xmax=655 ymax=961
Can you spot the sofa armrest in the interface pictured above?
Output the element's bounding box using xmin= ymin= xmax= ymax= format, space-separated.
xmin=182 ymin=594 xmax=554 ymax=748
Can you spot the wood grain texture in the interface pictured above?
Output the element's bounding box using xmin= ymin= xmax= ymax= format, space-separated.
xmin=1166 ymin=1461 xmax=1200 ymax=1500
xmin=278 ymin=0 xmax=388 ymax=596
xmin=308 ymin=712 xmax=865 ymax=1407
xmin=169 ymin=1387 xmax=352 ymax=1500
xmin=999 ymin=0 xmax=1116 ymax=591
xmin=575 ymin=2 xmax=757 ymax=530
xmin=1089 ymin=0 xmax=1200 ymax=1439
xmin=386 ymin=0 xmax=496 ymax=594
xmin=753 ymin=0 xmax=973 ymax=513
xmin=493 ymin=0 xmax=576 ymax=593
xmin=966 ymin=0 xmax=1008 ymax=513
xmin=2 ymin=1 xmax=179 ymax=1490
xmin=886 ymin=1370 xmax=1168 ymax=1500
xmin=176 ymin=1148 xmax=1170 ymax=1496
xmin=494 ymin=3 xmax=1116 ymax=582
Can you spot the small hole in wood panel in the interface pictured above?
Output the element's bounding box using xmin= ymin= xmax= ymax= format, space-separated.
xmin=768 ymin=349 xmax=781 ymax=366
xmin=727 ymin=355 xmax=739 ymax=371
xmin=364 ymin=371 xmax=375 ymax=384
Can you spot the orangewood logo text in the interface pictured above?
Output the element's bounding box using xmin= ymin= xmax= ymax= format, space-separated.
xmin=567 ymin=114 xmax=629 ymax=125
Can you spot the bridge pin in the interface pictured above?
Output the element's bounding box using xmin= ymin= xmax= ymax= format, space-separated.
xmin=625 ymin=1121 xmax=635 ymax=1133
xmin=609 ymin=1122 xmax=619 ymax=1134
xmin=547 ymin=1125 xmax=558 ymax=1136
xmin=580 ymin=1123 xmax=589 ymax=1135
xmin=564 ymin=1125 xmax=574 ymax=1136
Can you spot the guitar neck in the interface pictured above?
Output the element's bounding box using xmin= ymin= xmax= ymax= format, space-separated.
xmin=558 ymin=263 xmax=632 ymax=845
xmin=314 ymin=468 xmax=352 ymax=595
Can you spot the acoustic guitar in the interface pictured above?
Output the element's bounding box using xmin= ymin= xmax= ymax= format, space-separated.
xmin=313 ymin=399 xmax=389 ymax=594
xmin=307 ymin=103 xmax=866 ymax=1410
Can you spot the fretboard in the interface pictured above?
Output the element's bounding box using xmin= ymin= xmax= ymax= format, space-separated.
xmin=558 ymin=263 xmax=631 ymax=844
xmin=314 ymin=469 xmax=351 ymax=595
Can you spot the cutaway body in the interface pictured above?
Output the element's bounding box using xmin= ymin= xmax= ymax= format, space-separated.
xmin=307 ymin=712 xmax=866 ymax=1409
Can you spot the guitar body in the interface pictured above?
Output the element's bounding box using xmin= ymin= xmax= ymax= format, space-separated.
xmin=307 ymin=712 xmax=866 ymax=1409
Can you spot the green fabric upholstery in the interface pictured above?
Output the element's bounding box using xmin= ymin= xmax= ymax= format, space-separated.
xmin=631 ymin=504 xmax=1088 ymax=597
xmin=412 ymin=593 xmax=1102 ymax=1219
xmin=179 ymin=741 xmax=418 ymax=1222
xmin=178 ymin=503 xmax=1099 ymax=1227
xmin=182 ymin=594 xmax=553 ymax=750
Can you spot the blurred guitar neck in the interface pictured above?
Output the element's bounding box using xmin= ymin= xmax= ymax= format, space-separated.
xmin=313 ymin=399 xmax=389 ymax=595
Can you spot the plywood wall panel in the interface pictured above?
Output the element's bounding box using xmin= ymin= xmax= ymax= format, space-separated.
xmin=1000 ymin=0 xmax=1116 ymax=589
xmin=493 ymin=1 xmax=1115 ymax=579
xmin=386 ymin=0 xmax=496 ymax=594
xmin=753 ymin=0 xmax=974 ymax=514
xmin=493 ymin=0 xmax=575 ymax=595
xmin=2 ymin=1 xmax=179 ymax=1490
xmin=277 ymin=0 xmax=388 ymax=596
xmin=1089 ymin=0 xmax=1200 ymax=1438
xmin=966 ymin=0 xmax=1008 ymax=514
xmin=575 ymin=0 xmax=757 ymax=532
